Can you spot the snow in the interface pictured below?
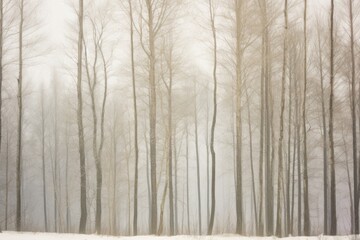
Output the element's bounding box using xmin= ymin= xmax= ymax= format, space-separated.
xmin=0 ymin=232 xmax=357 ymax=240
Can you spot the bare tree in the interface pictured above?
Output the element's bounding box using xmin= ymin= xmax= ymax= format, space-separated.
xmin=329 ymin=0 xmax=337 ymax=234
xmin=41 ymin=85 xmax=48 ymax=232
xmin=127 ymin=0 xmax=140 ymax=235
xmin=16 ymin=0 xmax=24 ymax=231
xmin=76 ymin=0 xmax=87 ymax=233
xmin=275 ymin=0 xmax=288 ymax=236
xmin=234 ymin=0 xmax=243 ymax=234
xmin=348 ymin=0 xmax=358 ymax=234
xmin=302 ymin=0 xmax=310 ymax=235
xmin=207 ymin=0 xmax=218 ymax=235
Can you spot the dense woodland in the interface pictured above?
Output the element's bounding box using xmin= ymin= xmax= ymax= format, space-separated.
xmin=0 ymin=0 xmax=359 ymax=237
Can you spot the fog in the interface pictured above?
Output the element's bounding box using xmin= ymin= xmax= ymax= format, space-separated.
xmin=0 ymin=0 xmax=358 ymax=237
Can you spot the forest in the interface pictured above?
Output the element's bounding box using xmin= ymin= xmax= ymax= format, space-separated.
xmin=0 ymin=0 xmax=358 ymax=237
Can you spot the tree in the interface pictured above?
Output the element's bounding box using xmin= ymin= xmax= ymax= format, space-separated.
xmin=302 ymin=0 xmax=310 ymax=235
xmin=194 ymin=81 xmax=202 ymax=235
xmin=16 ymin=0 xmax=24 ymax=231
xmin=40 ymin=85 xmax=48 ymax=232
xmin=207 ymin=0 xmax=218 ymax=235
xmin=127 ymin=0 xmax=140 ymax=235
xmin=316 ymin=20 xmax=328 ymax=235
xmin=137 ymin=1 xmax=173 ymax=233
xmin=76 ymin=0 xmax=87 ymax=233
xmin=276 ymin=0 xmax=288 ymax=236
xmin=234 ymin=0 xmax=244 ymax=234
xmin=348 ymin=0 xmax=358 ymax=234
xmin=329 ymin=0 xmax=337 ymax=234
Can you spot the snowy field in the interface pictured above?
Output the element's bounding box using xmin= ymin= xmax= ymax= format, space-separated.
xmin=0 ymin=232 xmax=358 ymax=240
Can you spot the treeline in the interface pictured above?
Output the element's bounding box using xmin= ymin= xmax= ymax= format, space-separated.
xmin=0 ymin=0 xmax=359 ymax=237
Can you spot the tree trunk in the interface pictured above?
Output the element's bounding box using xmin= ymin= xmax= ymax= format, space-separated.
xmin=41 ymin=87 xmax=48 ymax=232
xmin=302 ymin=1 xmax=310 ymax=235
xmin=65 ymin=120 xmax=70 ymax=233
xmin=194 ymin=82 xmax=202 ymax=235
xmin=16 ymin=0 xmax=24 ymax=231
xmin=145 ymin=0 xmax=158 ymax=233
xmin=77 ymin=0 xmax=87 ymax=233
xmin=167 ymin=49 xmax=175 ymax=236
xmin=317 ymin=24 xmax=328 ymax=235
xmin=207 ymin=0 xmax=218 ymax=234
xmin=329 ymin=0 xmax=337 ymax=235
xmin=234 ymin=0 xmax=243 ymax=234
xmin=276 ymin=0 xmax=288 ymax=236
xmin=348 ymin=0 xmax=358 ymax=234
xmin=129 ymin=0 xmax=139 ymax=235
xmin=186 ymin=122 xmax=190 ymax=234
xmin=5 ymin=127 xmax=8 ymax=230
xmin=246 ymin=87 xmax=258 ymax=233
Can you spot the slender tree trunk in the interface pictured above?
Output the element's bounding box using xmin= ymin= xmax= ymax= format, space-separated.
xmin=302 ymin=0 xmax=310 ymax=235
xmin=41 ymin=87 xmax=48 ymax=232
xmin=16 ymin=0 xmax=24 ymax=231
xmin=246 ymin=87 xmax=258 ymax=233
xmin=174 ymin=127 xmax=178 ymax=235
xmin=129 ymin=0 xmax=139 ymax=235
xmin=329 ymin=0 xmax=337 ymax=234
xmin=208 ymin=0 xmax=218 ymax=234
xmin=5 ymin=127 xmax=8 ymax=230
xmin=53 ymin=76 xmax=59 ymax=233
xmin=258 ymin=24 xmax=265 ymax=237
xmin=296 ymin=67 xmax=302 ymax=236
xmin=65 ymin=120 xmax=70 ymax=233
xmin=234 ymin=0 xmax=243 ymax=234
xmin=168 ymin=51 xmax=175 ymax=236
xmin=348 ymin=0 xmax=358 ymax=234
xmin=286 ymin=44 xmax=293 ymax=236
xmin=206 ymin=83 xmax=210 ymax=228
xmin=194 ymin=82 xmax=202 ymax=235
xmin=77 ymin=0 xmax=87 ymax=233
xmin=96 ymin=44 xmax=109 ymax=234
xmin=276 ymin=1 xmax=288 ymax=236
xmin=186 ymin=122 xmax=190 ymax=234
xmin=317 ymin=25 xmax=328 ymax=235
xmin=112 ymin=112 xmax=118 ymax=235
xmin=144 ymin=124 xmax=151 ymax=232
xmin=145 ymin=0 xmax=158 ymax=233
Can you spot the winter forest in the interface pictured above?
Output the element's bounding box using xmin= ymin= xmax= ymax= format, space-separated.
xmin=0 ymin=0 xmax=360 ymax=238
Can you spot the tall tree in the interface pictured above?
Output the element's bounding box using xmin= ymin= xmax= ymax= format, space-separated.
xmin=276 ymin=0 xmax=288 ymax=236
xmin=329 ymin=0 xmax=337 ymax=234
xmin=41 ymin=85 xmax=48 ymax=232
xmin=16 ymin=0 xmax=24 ymax=231
xmin=234 ymin=0 xmax=243 ymax=234
xmin=128 ymin=0 xmax=140 ymax=235
xmin=76 ymin=0 xmax=87 ymax=233
xmin=302 ymin=0 xmax=310 ymax=235
xmin=348 ymin=0 xmax=358 ymax=234
xmin=207 ymin=0 xmax=218 ymax=235
xmin=194 ymin=81 xmax=202 ymax=235
xmin=316 ymin=21 xmax=328 ymax=235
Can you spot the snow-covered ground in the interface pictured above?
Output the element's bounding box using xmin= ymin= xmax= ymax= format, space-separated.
xmin=0 ymin=232 xmax=358 ymax=240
